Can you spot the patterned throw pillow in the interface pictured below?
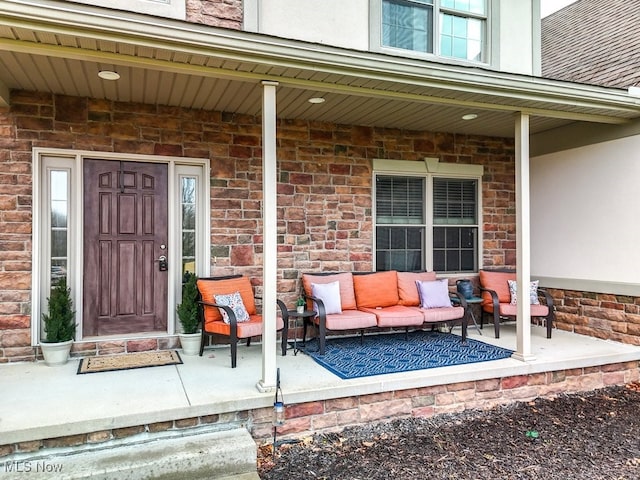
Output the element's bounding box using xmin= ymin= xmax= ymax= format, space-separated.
xmin=507 ymin=280 xmax=540 ymax=305
xmin=214 ymin=291 xmax=250 ymax=324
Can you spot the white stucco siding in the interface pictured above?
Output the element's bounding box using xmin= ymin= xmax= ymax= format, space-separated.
xmin=66 ymin=0 xmax=185 ymax=20
xmin=496 ymin=0 xmax=536 ymax=74
xmin=531 ymin=135 xmax=640 ymax=285
xmin=253 ymin=0 xmax=370 ymax=50
xmin=249 ymin=0 xmax=537 ymax=75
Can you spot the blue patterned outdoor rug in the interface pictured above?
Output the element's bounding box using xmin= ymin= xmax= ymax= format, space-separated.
xmin=297 ymin=330 xmax=514 ymax=380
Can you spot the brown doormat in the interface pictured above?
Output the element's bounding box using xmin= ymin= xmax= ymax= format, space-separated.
xmin=77 ymin=350 xmax=183 ymax=374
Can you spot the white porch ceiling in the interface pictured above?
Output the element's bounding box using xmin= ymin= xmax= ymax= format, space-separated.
xmin=1 ymin=0 xmax=640 ymax=138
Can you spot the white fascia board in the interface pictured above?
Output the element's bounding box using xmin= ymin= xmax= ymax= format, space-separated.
xmin=2 ymin=0 xmax=640 ymax=117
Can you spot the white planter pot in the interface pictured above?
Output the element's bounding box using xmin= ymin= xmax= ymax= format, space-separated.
xmin=179 ymin=333 xmax=201 ymax=356
xmin=40 ymin=340 xmax=73 ymax=366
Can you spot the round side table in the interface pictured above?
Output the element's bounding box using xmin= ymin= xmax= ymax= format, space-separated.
xmin=286 ymin=309 xmax=317 ymax=355
xmin=451 ymin=296 xmax=483 ymax=335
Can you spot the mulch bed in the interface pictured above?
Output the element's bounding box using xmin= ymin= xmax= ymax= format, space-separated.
xmin=258 ymin=383 xmax=640 ymax=479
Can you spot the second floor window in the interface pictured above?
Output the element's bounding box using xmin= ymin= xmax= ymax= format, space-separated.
xmin=381 ymin=0 xmax=486 ymax=62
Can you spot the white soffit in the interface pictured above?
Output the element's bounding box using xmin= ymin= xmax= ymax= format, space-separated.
xmin=0 ymin=0 xmax=639 ymax=136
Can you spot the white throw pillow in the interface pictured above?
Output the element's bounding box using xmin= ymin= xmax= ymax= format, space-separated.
xmin=507 ymin=280 xmax=540 ymax=305
xmin=214 ymin=291 xmax=250 ymax=324
xmin=416 ymin=279 xmax=452 ymax=309
xmin=311 ymin=281 xmax=342 ymax=315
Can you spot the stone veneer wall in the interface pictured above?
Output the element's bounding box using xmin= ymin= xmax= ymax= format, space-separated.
xmin=1 ymin=91 xmax=639 ymax=362
xmin=1 ymin=361 xmax=637 ymax=457
xmin=253 ymin=361 xmax=640 ymax=442
xmin=186 ymin=0 xmax=243 ymax=30
xmin=549 ymin=289 xmax=640 ymax=346
xmin=0 ymin=91 xmax=518 ymax=362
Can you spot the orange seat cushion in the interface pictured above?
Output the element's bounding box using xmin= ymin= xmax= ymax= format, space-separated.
xmin=498 ymin=304 xmax=549 ymax=318
xmin=397 ymin=271 xmax=437 ymax=306
xmin=197 ymin=277 xmax=257 ymax=326
xmin=205 ymin=314 xmax=285 ymax=338
xmin=312 ymin=309 xmax=378 ymax=331
xmin=419 ymin=305 xmax=466 ymax=323
xmin=302 ymin=272 xmax=357 ymax=310
xmin=479 ymin=271 xmax=515 ymax=308
xmin=359 ymin=305 xmax=424 ymax=328
xmin=352 ymin=271 xmax=399 ymax=309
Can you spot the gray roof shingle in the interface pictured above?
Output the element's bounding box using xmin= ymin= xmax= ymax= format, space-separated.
xmin=541 ymin=0 xmax=640 ymax=89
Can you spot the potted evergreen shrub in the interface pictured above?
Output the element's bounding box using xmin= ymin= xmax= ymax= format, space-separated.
xmin=41 ymin=277 xmax=76 ymax=366
xmin=177 ymin=272 xmax=201 ymax=355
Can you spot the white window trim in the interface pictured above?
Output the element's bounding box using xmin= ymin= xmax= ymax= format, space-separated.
xmin=373 ymin=157 xmax=483 ymax=274
xmin=32 ymin=148 xmax=210 ymax=346
xmin=174 ymin=165 xmax=210 ymax=314
xmin=370 ymin=0 xmax=492 ymax=67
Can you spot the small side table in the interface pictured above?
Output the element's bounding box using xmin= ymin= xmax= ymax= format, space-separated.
xmin=286 ymin=309 xmax=316 ymax=355
xmin=451 ymin=296 xmax=483 ymax=335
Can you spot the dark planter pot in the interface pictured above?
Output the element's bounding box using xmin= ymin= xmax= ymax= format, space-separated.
xmin=456 ymin=279 xmax=474 ymax=299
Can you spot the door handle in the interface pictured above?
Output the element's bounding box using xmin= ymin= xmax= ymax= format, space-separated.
xmin=157 ymin=255 xmax=168 ymax=271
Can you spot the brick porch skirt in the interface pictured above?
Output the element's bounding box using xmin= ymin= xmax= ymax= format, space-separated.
xmin=2 ymin=360 xmax=637 ymax=458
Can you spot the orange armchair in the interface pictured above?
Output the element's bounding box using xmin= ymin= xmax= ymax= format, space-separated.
xmin=478 ymin=270 xmax=554 ymax=339
xmin=196 ymin=275 xmax=288 ymax=368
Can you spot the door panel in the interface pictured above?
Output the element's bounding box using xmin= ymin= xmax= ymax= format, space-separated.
xmin=83 ymin=159 xmax=168 ymax=336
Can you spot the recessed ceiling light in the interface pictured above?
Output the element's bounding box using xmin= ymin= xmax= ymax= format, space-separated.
xmin=462 ymin=113 xmax=478 ymax=121
xmin=98 ymin=70 xmax=120 ymax=81
xmin=308 ymin=97 xmax=326 ymax=104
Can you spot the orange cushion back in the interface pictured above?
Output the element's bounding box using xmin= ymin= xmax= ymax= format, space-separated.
xmin=353 ymin=271 xmax=399 ymax=308
xmin=197 ymin=277 xmax=257 ymax=325
xmin=397 ymin=271 xmax=437 ymax=306
xmin=479 ymin=271 xmax=515 ymax=307
xmin=302 ymin=272 xmax=357 ymax=310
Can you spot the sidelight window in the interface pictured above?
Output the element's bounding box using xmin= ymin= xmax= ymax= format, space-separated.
xmin=180 ymin=176 xmax=197 ymax=277
xmin=49 ymin=170 xmax=69 ymax=287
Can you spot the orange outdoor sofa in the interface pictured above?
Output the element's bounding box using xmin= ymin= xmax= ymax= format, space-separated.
xmin=300 ymin=270 xmax=469 ymax=355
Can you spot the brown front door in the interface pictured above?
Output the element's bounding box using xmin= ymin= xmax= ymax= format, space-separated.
xmin=83 ymin=159 xmax=168 ymax=336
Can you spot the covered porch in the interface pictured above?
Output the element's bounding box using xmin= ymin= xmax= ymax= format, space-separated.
xmin=2 ymin=1 xmax=640 ymax=475
xmin=3 ymin=0 xmax=640 ymax=383
xmin=2 ymin=325 xmax=639 ymax=451
xmin=1 ymin=0 xmax=640 ymax=431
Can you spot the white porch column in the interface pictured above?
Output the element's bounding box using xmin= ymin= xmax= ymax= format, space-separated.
xmin=257 ymin=80 xmax=279 ymax=392
xmin=512 ymin=112 xmax=535 ymax=362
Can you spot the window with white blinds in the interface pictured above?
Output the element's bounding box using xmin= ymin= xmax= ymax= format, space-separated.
xmin=376 ymin=176 xmax=425 ymax=271
xmin=376 ymin=176 xmax=425 ymax=224
xmin=432 ymin=178 xmax=478 ymax=272
xmin=375 ymin=174 xmax=479 ymax=273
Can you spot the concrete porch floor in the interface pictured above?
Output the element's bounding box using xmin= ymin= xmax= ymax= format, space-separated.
xmin=2 ymin=324 xmax=640 ymax=448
